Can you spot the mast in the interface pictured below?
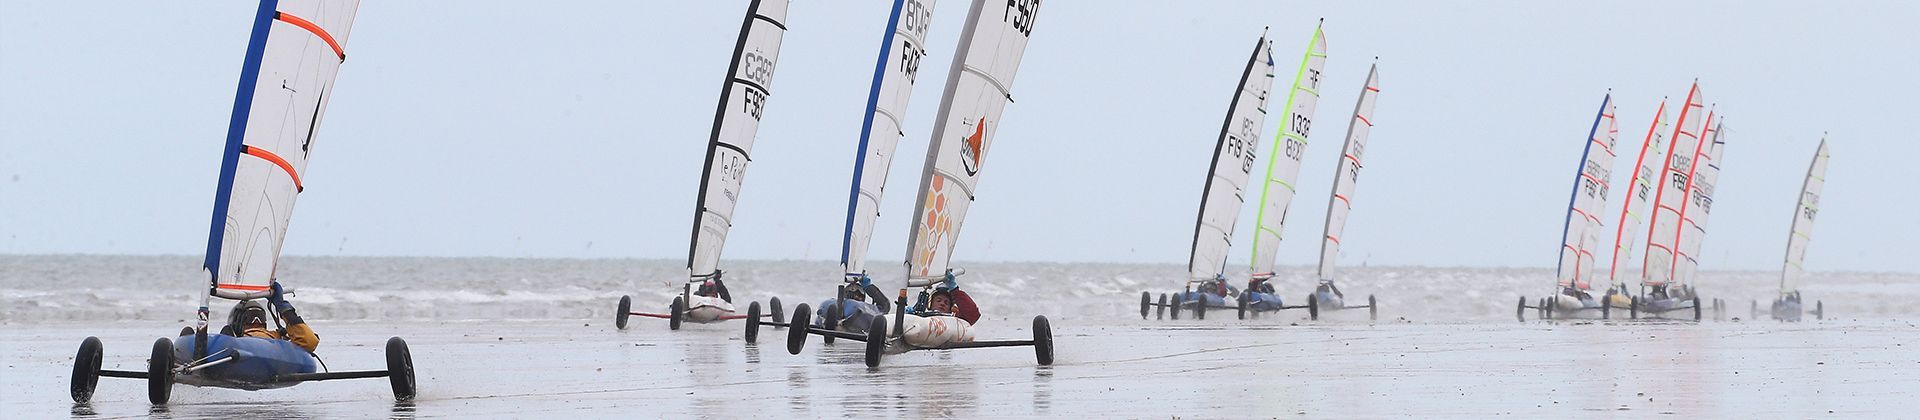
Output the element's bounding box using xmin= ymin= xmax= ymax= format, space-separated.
xmin=686 ymin=0 xmax=790 ymax=280
xmin=1248 ymin=21 xmax=1327 ymax=280
xmin=1781 ymin=138 xmax=1829 ymax=294
xmin=1554 ymin=93 xmax=1617 ymax=291
xmin=1186 ymin=30 xmax=1275 ymax=282
xmin=903 ymin=0 xmax=1042 ymax=286
xmin=1317 ymin=63 xmax=1379 ymax=282
xmin=1606 ymin=99 xmax=1669 ymax=289
xmin=840 ymin=0 xmax=939 ymax=279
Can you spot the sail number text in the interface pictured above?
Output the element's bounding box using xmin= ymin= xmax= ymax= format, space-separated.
xmin=1004 ymin=0 xmax=1040 ymax=37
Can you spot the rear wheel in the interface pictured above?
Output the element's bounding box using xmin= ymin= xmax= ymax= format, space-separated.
xmin=1601 ymin=293 xmax=1613 ymax=319
xmin=1307 ymin=293 xmax=1319 ymax=321
xmin=1169 ymin=295 xmax=1181 ymax=320
xmin=1033 ymin=316 xmax=1054 ymax=366
xmin=386 ymin=337 xmax=416 ymax=402
xmin=1815 ymin=300 xmax=1824 ymax=320
xmin=744 ymin=301 xmax=763 ymax=344
xmin=1236 ymin=293 xmax=1249 ymax=320
xmin=769 ymin=297 xmax=785 ymax=326
xmin=1629 ymin=296 xmax=1639 ymax=319
xmin=1751 ymin=300 xmax=1759 ymax=320
xmin=1368 ymin=295 xmax=1378 ymax=321
xmin=865 ymin=316 xmax=888 ymax=368
xmin=1139 ymin=292 xmax=1152 ymax=320
xmin=1194 ymin=298 xmax=1206 ymax=320
xmin=1693 ymin=297 xmax=1703 ymax=321
xmin=786 ymin=304 xmax=812 ymax=355
xmin=669 ymin=296 xmax=685 ymax=331
xmin=1544 ymin=296 xmax=1556 ymax=320
xmin=615 ymin=295 xmax=632 ymax=330
xmin=71 ymin=337 xmax=103 ymax=403
xmin=147 ymin=338 xmax=174 ymax=405
xmin=1515 ymin=296 xmax=1528 ymax=322
xmin=1156 ymin=294 xmax=1168 ymax=320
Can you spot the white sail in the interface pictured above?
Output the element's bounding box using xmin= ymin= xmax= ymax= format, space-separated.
xmin=1553 ymin=94 xmax=1617 ymax=291
xmin=1248 ymin=23 xmax=1327 ymax=278
xmin=1641 ymin=82 xmax=1706 ymax=287
xmin=202 ymin=0 xmax=360 ymax=300
xmin=1186 ymin=31 xmax=1276 ymax=282
xmin=687 ymin=0 xmax=790 ymax=280
xmin=903 ymin=0 xmax=1042 ymax=285
xmin=1674 ymin=119 xmax=1725 ymax=286
xmin=1606 ymin=100 xmax=1669 ymax=289
xmin=1781 ymin=139 xmax=1829 ymax=294
xmin=1317 ymin=64 xmax=1378 ymax=282
xmin=841 ymin=0 xmax=939 ymax=278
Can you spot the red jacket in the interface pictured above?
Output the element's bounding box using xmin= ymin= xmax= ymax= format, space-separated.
xmin=948 ymin=289 xmax=981 ymax=324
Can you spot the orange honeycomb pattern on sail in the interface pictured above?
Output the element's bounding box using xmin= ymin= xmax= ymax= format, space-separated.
xmin=916 ymin=176 xmax=952 ymax=276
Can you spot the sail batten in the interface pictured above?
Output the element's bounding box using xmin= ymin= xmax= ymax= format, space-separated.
xmin=1248 ymin=23 xmax=1327 ymax=278
xmin=1317 ymin=64 xmax=1379 ymax=282
xmin=1781 ymin=139 xmax=1829 ymax=294
xmin=841 ymin=0 xmax=939 ymax=277
xmin=202 ymin=0 xmax=360 ymax=300
xmin=1606 ymin=100 xmax=1669 ymax=288
xmin=686 ymin=0 xmax=790 ymax=280
xmin=1186 ymin=31 xmax=1276 ymax=282
xmin=903 ymin=0 xmax=1041 ymax=285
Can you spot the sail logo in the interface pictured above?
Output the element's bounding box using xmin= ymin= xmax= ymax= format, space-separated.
xmin=916 ymin=176 xmax=953 ymax=276
xmin=959 ymin=117 xmax=986 ymax=176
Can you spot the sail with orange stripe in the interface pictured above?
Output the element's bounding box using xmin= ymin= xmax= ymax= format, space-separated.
xmin=903 ymin=0 xmax=1042 ymax=286
xmin=1552 ymin=93 xmax=1618 ymax=291
xmin=1641 ymin=82 xmax=1707 ymax=287
xmin=201 ymin=0 xmax=360 ymax=300
xmin=1673 ymin=119 xmax=1726 ymax=286
xmin=1605 ymin=99 xmax=1669 ymax=290
xmin=1316 ymin=63 xmax=1378 ymax=283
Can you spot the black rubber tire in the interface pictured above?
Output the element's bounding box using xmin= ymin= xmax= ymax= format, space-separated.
xmin=1169 ymin=295 xmax=1180 ymax=320
xmin=769 ymin=297 xmax=785 ymax=326
xmin=71 ymin=337 xmax=103 ymax=403
xmin=823 ymin=301 xmax=842 ymax=345
xmin=1544 ymin=296 xmax=1556 ymax=320
xmin=1156 ymin=294 xmax=1168 ymax=320
xmin=220 ymin=324 xmax=239 ymax=337
xmin=1033 ymin=315 xmax=1054 ymax=366
xmin=386 ymin=337 xmax=417 ymax=401
xmin=147 ymin=337 xmax=173 ymax=405
xmin=669 ymin=296 xmax=685 ymax=331
xmin=1693 ymin=297 xmax=1703 ymax=321
xmin=1751 ymin=300 xmax=1759 ymax=320
xmin=1815 ymin=301 xmax=1824 ymax=320
xmin=178 ymin=327 xmax=193 ymax=337
xmin=1537 ymin=298 xmax=1548 ymax=319
xmin=1368 ymin=295 xmax=1378 ymax=321
xmin=1515 ymin=296 xmax=1528 ymax=322
xmin=1140 ymin=292 xmax=1152 ymax=320
xmin=865 ymin=316 xmax=888 ymax=368
xmin=1602 ymin=293 xmax=1612 ymax=319
xmin=615 ymin=295 xmax=632 ymax=330
xmin=786 ymin=303 xmax=811 ymax=355
xmin=1194 ymin=299 xmax=1207 ymax=320
xmin=1630 ymin=296 xmax=1640 ymax=319
xmin=1236 ymin=293 xmax=1249 ymax=320
xmin=1307 ymin=293 xmax=1320 ymax=321
xmin=744 ymin=301 xmax=762 ymax=344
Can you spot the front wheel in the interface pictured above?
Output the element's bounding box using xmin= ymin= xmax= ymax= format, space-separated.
xmin=386 ymin=337 xmax=417 ymax=402
xmin=615 ymin=295 xmax=632 ymax=330
xmin=1033 ymin=316 xmax=1054 ymax=366
xmin=1515 ymin=296 xmax=1528 ymax=322
xmin=769 ymin=297 xmax=785 ymax=327
xmin=786 ymin=303 xmax=812 ymax=355
xmin=1629 ymin=296 xmax=1639 ymax=319
xmin=1307 ymin=293 xmax=1320 ymax=321
xmin=1236 ymin=293 xmax=1249 ymax=320
xmin=1815 ymin=300 xmax=1824 ymax=320
xmin=1693 ymin=297 xmax=1703 ymax=321
xmin=147 ymin=338 xmax=174 ymax=405
xmin=1156 ymin=294 xmax=1168 ymax=320
xmin=865 ymin=316 xmax=888 ymax=368
xmin=71 ymin=337 xmax=103 ymax=403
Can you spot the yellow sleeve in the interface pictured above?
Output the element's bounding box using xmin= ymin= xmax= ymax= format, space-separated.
xmin=283 ymin=322 xmax=320 ymax=353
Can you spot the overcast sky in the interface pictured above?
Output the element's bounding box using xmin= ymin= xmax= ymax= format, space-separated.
xmin=2 ymin=1 xmax=1915 ymax=273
